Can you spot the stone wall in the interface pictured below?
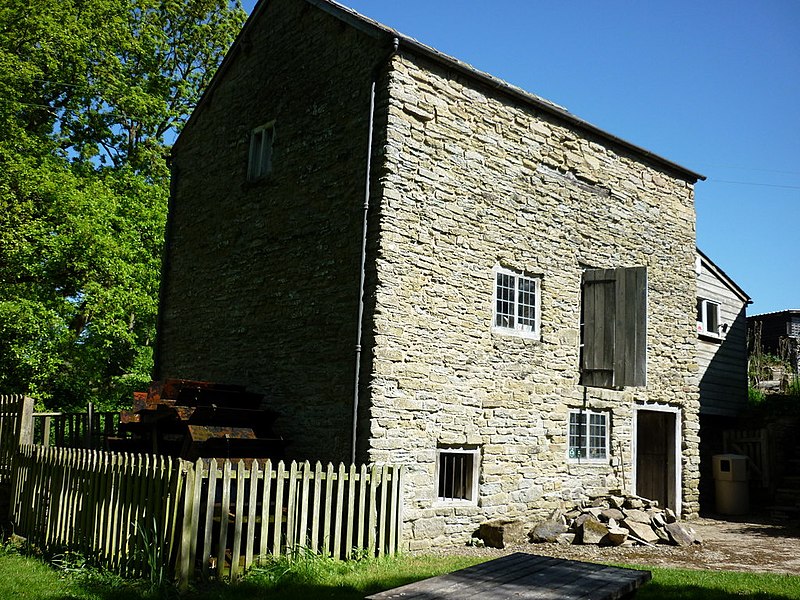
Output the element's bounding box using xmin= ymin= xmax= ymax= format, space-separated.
xmin=157 ymin=0 xmax=383 ymax=463
xmin=367 ymin=52 xmax=700 ymax=550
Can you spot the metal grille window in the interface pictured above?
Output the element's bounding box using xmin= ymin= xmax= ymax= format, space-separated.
xmin=568 ymin=410 xmax=609 ymax=462
xmin=248 ymin=122 xmax=275 ymax=181
xmin=436 ymin=447 xmax=479 ymax=502
xmin=492 ymin=267 xmax=540 ymax=339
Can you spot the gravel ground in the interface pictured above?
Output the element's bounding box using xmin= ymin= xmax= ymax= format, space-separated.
xmin=442 ymin=516 xmax=800 ymax=575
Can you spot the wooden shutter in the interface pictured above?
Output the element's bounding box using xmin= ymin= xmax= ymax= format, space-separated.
xmin=581 ymin=267 xmax=647 ymax=388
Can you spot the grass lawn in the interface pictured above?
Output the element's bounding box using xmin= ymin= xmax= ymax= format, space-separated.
xmin=1 ymin=550 xmax=799 ymax=600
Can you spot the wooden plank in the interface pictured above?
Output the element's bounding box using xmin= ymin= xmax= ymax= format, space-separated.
xmin=367 ymin=464 xmax=378 ymax=554
xmin=322 ymin=462 xmax=334 ymax=557
xmin=298 ymin=461 xmax=311 ymax=549
xmin=333 ymin=463 xmax=345 ymax=559
xmin=201 ymin=458 xmax=218 ymax=580
xmin=388 ymin=465 xmax=400 ymax=554
xmin=272 ymin=461 xmax=285 ymax=557
xmin=285 ymin=461 xmax=298 ymax=553
xmin=344 ymin=463 xmax=357 ymax=559
xmin=187 ymin=458 xmax=204 ymax=579
xmin=310 ymin=461 xmax=322 ymax=552
xmin=376 ymin=464 xmax=389 ymax=556
xmin=258 ymin=459 xmax=272 ymax=561
xmin=245 ymin=459 xmax=260 ymax=571
xmin=230 ymin=461 xmax=246 ymax=581
xmin=176 ymin=459 xmax=196 ymax=588
xmin=128 ymin=453 xmax=145 ymax=576
xmin=356 ymin=463 xmax=367 ymax=554
xmin=217 ymin=460 xmax=232 ymax=577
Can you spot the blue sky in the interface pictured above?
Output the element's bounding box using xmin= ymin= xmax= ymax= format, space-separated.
xmin=242 ymin=0 xmax=799 ymax=314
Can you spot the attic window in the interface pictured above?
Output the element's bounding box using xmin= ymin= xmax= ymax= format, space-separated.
xmin=248 ymin=122 xmax=275 ymax=181
xmin=697 ymin=298 xmax=721 ymax=338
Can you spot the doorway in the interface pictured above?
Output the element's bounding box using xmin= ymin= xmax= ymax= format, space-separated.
xmin=635 ymin=408 xmax=679 ymax=512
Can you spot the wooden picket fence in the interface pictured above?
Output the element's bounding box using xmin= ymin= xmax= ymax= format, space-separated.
xmin=176 ymin=459 xmax=405 ymax=584
xmin=32 ymin=405 xmax=119 ymax=449
xmin=8 ymin=444 xmax=405 ymax=585
xmin=10 ymin=445 xmax=184 ymax=577
xmin=0 ymin=395 xmax=33 ymax=485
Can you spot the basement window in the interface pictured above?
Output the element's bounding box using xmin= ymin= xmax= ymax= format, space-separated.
xmin=568 ymin=409 xmax=609 ymax=463
xmin=436 ymin=446 xmax=479 ymax=503
xmin=248 ymin=121 xmax=275 ymax=181
xmin=492 ymin=266 xmax=541 ymax=339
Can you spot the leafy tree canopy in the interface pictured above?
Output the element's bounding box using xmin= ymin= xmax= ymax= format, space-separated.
xmin=0 ymin=0 xmax=245 ymax=409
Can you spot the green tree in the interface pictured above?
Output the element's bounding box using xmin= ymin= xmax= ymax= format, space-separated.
xmin=0 ymin=0 xmax=245 ymax=409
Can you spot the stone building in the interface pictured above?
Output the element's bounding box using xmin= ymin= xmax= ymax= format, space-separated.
xmin=155 ymin=0 xmax=705 ymax=549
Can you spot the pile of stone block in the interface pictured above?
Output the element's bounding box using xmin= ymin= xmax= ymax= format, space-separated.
xmin=528 ymin=493 xmax=702 ymax=548
xmin=475 ymin=493 xmax=702 ymax=549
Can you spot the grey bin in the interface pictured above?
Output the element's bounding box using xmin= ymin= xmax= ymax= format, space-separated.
xmin=712 ymin=454 xmax=749 ymax=515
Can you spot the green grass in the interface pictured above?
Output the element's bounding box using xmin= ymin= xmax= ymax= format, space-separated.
xmin=2 ymin=549 xmax=800 ymax=600
xmin=635 ymin=565 xmax=800 ymax=600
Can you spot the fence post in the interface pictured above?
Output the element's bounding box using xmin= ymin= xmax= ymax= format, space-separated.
xmin=86 ymin=403 xmax=94 ymax=448
xmin=176 ymin=460 xmax=195 ymax=591
xmin=17 ymin=397 xmax=34 ymax=446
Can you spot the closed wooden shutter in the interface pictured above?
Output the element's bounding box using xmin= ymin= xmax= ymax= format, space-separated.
xmin=581 ymin=267 xmax=647 ymax=388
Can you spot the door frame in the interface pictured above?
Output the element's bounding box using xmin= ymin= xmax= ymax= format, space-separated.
xmin=632 ymin=403 xmax=682 ymax=515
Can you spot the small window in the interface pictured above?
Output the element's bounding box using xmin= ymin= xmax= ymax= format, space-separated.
xmin=697 ymin=298 xmax=721 ymax=338
xmin=248 ymin=122 xmax=275 ymax=181
xmin=568 ymin=409 xmax=609 ymax=462
xmin=436 ymin=446 xmax=479 ymax=503
xmin=492 ymin=266 xmax=540 ymax=339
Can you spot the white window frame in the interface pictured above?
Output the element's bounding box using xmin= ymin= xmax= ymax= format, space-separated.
xmin=491 ymin=265 xmax=541 ymax=340
xmin=567 ymin=409 xmax=609 ymax=463
xmin=435 ymin=446 xmax=480 ymax=504
xmin=247 ymin=121 xmax=275 ymax=182
xmin=697 ymin=298 xmax=722 ymax=338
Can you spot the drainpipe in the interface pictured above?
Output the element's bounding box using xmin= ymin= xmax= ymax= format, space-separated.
xmin=352 ymin=37 xmax=399 ymax=465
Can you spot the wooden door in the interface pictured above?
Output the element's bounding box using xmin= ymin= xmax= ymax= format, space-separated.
xmin=636 ymin=410 xmax=676 ymax=510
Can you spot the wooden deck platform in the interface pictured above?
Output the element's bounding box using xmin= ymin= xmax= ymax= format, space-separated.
xmin=366 ymin=552 xmax=651 ymax=600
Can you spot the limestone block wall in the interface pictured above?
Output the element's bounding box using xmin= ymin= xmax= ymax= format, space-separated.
xmin=157 ymin=0 xmax=382 ymax=462
xmin=367 ymin=52 xmax=700 ymax=550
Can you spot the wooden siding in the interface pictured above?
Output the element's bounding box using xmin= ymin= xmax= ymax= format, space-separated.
xmin=697 ymin=260 xmax=748 ymax=416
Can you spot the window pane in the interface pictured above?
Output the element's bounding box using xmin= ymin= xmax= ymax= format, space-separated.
xmin=568 ymin=412 xmax=586 ymax=459
xmin=707 ymin=302 xmax=719 ymax=333
xmin=588 ymin=413 xmax=607 ymax=459
xmin=495 ymin=272 xmax=515 ymax=328
xmin=517 ymin=277 xmax=536 ymax=331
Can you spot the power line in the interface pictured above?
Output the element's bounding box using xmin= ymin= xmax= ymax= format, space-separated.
xmin=705 ymin=178 xmax=800 ymax=190
xmin=701 ymin=164 xmax=800 ymax=177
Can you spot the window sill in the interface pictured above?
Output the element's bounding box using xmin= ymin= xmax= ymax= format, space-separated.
xmin=434 ymin=498 xmax=478 ymax=507
xmin=491 ymin=327 xmax=541 ymax=342
xmin=567 ymin=459 xmax=609 ymax=467
xmin=698 ymin=333 xmax=723 ymax=344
